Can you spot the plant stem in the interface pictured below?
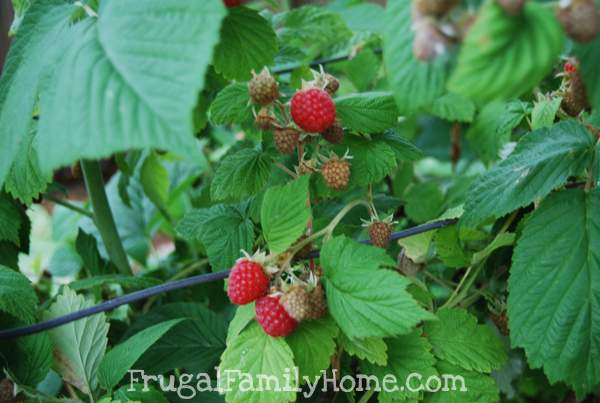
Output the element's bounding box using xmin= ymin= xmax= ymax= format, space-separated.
xmin=81 ymin=160 xmax=131 ymax=275
xmin=43 ymin=193 xmax=93 ymax=218
xmin=288 ymin=199 xmax=371 ymax=256
xmin=358 ymin=389 xmax=376 ymax=403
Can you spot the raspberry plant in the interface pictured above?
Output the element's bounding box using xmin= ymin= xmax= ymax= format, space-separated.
xmin=0 ymin=0 xmax=599 ymax=402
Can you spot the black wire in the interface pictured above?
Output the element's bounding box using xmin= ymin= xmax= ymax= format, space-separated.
xmin=272 ymin=48 xmax=383 ymax=75
xmin=0 ymin=217 xmax=456 ymax=341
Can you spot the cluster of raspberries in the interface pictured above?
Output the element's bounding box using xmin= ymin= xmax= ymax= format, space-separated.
xmin=227 ymin=257 xmax=327 ymax=337
xmin=248 ymin=68 xmax=352 ymax=191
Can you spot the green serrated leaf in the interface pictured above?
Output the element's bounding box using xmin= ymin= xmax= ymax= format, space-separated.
xmin=5 ymin=122 xmax=52 ymax=204
xmin=429 ymin=93 xmax=476 ymax=123
xmin=210 ymin=82 xmax=253 ymax=126
xmin=321 ymin=236 xmax=435 ymax=338
xmin=0 ymin=0 xmax=73 ymax=186
xmin=261 ymin=175 xmax=311 ymax=254
xmin=424 ymin=309 xmax=506 ymax=373
xmin=434 ymin=226 xmax=471 ymax=268
xmin=211 ymin=148 xmax=272 ymax=202
xmin=213 ymin=6 xmax=277 ymax=81
xmin=44 ymin=287 xmax=109 ymax=394
xmin=448 ymin=0 xmax=563 ymax=102
xmin=177 ymin=202 xmax=255 ymax=271
xmin=337 ymin=136 xmax=397 ymax=188
xmin=334 ymin=92 xmax=399 ymax=133
xmin=0 ymin=265 xmax=37 ymax=323
xmin=339 ymin=332 xmax=388 ymax=366
xmin=463 ymin=120 xmax=595 ymax=227
xmin=530 ymin=97 xmax=562 ymax=130
xmin=362 ymin=329 xmax=437 ymax=401
xmin=383 ymin=0 xmax=449 ymax=115
xmin=287 ymin=317 xmax=339 ymax=383
xmin=37 ymin=1 xmax=226 ymax=173
xmin=98 ymin=319 xmax=183 ymax=391
xmin=508 ymin=189 xmax=600 ymax=397
xmin=425 ymin=360 xmax=500 ymax=403
xmin=127 ymin=303 xmax=227 ymax=375
xmin=0 ymin=193 xmax=22 ymax=247
xmin=218 ymin=323 xmax=296 ymax=403
xmin=227 ymin=303 xmax=256 ymax=344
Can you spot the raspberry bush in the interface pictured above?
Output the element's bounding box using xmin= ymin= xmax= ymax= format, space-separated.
xmin=0 ymin=0 xmax=599 ymax=402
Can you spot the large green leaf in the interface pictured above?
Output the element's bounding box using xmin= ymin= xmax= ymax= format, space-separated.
xmin=338 ymin=333 xmax=387 ymax=365
xmin=176 ymin=202 xmax=255 ymax=271
xmin=37 ymin=1 xmax=226 ymax=173
xmin=218 ymin=323 xmax=296 ymax=403
xmin=508 ymin=189 xmax=600 ymax=397
xmin=126 ymin=303 xmax=227 ymax=375
xmin=98 ymin=319 xmax=182 ymax=391
xmin=362 ymin=329 xmax=437 ymax=401
xmin=383 ymin=0 xmax=449 ymax=115
xmin=425 ymin=361 xmax=500 ymax=403
xmin=261 ymin=175 xmax=311 ymax=254
xmin=448 ymin=0 xmax=563 ymax=102
xmin=321 ymin=236 xmax=435 ymax=338
xmin=44 ymin=287 xmax=109 ymax=395
xmin=211 ymin=148 xmax=272 ymax=202
xmin=209 ymin=82 xmax=253 ymax=126
xmin=0 ymin=0 xmax=73 ymax=186
xmin=428 ymin=93 xmax=476 ymax=123
xmin=4 ymin=122 xmax=52 ymax=204
xmin=424 ymin=309 xmax=506 ymax=373
xmin=286 ymin=317 xmax=339 ymax=383
xmin=0 ymin=265 xmax=37 ymax=323
xmin=465 ymin=101 xmax=515 ymax=163
xmin=462 ymin=120 xmax=595 ymax=227
xmin=213 ymin=6 xmax=277 ymax=81
xmin=334 ymin=92 xmax=399 ymax=133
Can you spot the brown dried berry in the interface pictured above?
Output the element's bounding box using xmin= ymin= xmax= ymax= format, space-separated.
xmin=274 ymin=128 xmax=300 ymax=154
xmin=248 ymin=68 xmax=279 ymax=106
xmin=556 ymin=0 xmax=599 ymax=43
xmin=414 ymin=0 xmax=458 ymax=17
xmin=306 ymin=284 xmax=327 ymax=320
xmin=321 ymin=120 xmax=344 ymax=144
xmin=281 ymin=286 xmax=312 ymax=322
xmin=492 ymin=311 xmax=510 ymax=336
xmin=497 ymin=0 xmax=526 ymax=15
xmin=324 ymin=74 xmax=340 ymax=95
xmin=255 ymin=108 xmax=275 ymax=130
xmin=562 ymin=71 xmax=590 ymax=116
xmin=321 ymin=158 xmax=351 ymax=191
xmin=0 ymin=379 xmax=14 ymax=403
xmin=369 ymin=221 xmax=393 ymax=249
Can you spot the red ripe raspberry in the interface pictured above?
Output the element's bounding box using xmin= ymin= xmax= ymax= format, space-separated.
xmin=227 ymin=260 xmax=269 ymax=305
xmin=224 ymin=0 xmax=242 ymax=7
xmin=564 ymin=61 xmax=577 ymax=74
xmin=290 ymin=88 xmax=336 ymax=133
xmin=255 ymin=295 xmax=299 ymax=337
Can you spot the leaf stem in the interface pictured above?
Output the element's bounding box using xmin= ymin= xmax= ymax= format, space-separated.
xmin=81 ymin=160 xmax=131 ymax=275
xmin=358 ymin=389 xmax=376 ymax=403
xmin=289 ymin=199 xmax=371 ymax=256
xmin=43 ymin=193 xmax=94 ymax=218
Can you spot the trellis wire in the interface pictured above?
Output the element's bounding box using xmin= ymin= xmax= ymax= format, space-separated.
xmin=0 ymin=218 xmax=457 ymax=340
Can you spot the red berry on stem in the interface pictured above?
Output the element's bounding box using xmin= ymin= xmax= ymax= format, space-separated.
xmin=255 ymin=295 xmax=299 ymax=337
xmin=227 ymin=260 xmax=270 ymax=305
xmin=564 ymin=61 xmax=577 ymax=74
xmin=290 ymin=88 xmax=336 ymax=133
